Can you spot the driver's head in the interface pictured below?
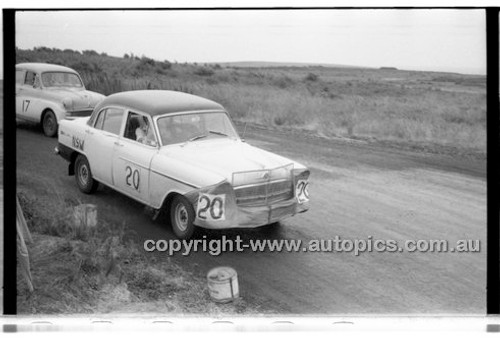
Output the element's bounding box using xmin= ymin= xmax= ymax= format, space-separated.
xmin=137 ymin=116 xmax=147 ymax=128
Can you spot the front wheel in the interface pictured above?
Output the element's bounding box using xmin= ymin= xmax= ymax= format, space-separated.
xmin=75 ymin=154 xmax=99 ymax=194
xmin=170 ymin=195 xmax=196 ymax=239
xmin=42 ymin=110 xmax=58 ymax=137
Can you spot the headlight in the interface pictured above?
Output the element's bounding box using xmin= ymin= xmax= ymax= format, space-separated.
xmin=62 ymin=98 xmax=73 ymax=110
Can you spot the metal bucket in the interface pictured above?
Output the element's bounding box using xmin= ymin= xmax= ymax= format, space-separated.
xmin=73 ymin=204 xmax=98 ymax=228
xmin=207 ymin=267 xmax=239 ymax=303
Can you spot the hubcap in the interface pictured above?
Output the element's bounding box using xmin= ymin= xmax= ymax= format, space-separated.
xmin=45 ymin=115 xmax=55 ymax=133
xmin=174 ymin=203 xmax=189 ymax=232
xmin=79 ymin=163 xmax=89 ymax=186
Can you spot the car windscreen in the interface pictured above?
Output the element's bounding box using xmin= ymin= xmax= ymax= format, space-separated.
xmin=41 ymin=72 xmax=83 ymax=88
xmin=156 ymin=111 xmax=239 ymax=146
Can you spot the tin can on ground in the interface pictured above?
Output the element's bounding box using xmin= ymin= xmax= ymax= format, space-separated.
xmin=207 ymin=266 xmax=239 ymax=303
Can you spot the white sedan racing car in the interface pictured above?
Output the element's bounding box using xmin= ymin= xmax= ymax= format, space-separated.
xmin=16 ymin=63 xmax=105 ymax=137
xmin=56 ymin=90 xmax=310 ymax=239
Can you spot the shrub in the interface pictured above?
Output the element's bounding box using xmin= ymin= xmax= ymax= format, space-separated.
xmin=305 ymin=72 xmax=319 ymax=81
xmin=194 ymin=67 xmax=215 ymax=76
xmin=82 ymin=49 xmax=99 ymax=56
xmin=159 ymin=60 xmax=172 ymax=70
xmin=63 ymin=49 xmax=80 ymax=54
xmin=140 ymin=56 xmax=156 ymax=67
xmin=272 ymin=76 xmax=293 ymax=89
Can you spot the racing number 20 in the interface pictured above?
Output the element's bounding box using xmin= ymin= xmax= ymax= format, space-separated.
xmin=197 ymin=194 xmax=225 ymax=221
xmin=125 ymin=166 xmax=140 ymax=190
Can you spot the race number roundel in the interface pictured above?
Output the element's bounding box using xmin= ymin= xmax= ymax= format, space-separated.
xmin=296 ymin=180 xmax=309 ymax=203
xmin=197 ymin=193 xmax=226 ymax=221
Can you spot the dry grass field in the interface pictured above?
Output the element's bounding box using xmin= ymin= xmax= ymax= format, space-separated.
xmin=17 ymin=47 xmax=486 ymax=153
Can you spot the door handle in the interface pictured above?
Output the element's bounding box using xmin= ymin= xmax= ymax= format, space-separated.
xmin=114 ymin=141 xmax=124 ymax=147
xmin=85 ymin=129 xmax=94 ymax=135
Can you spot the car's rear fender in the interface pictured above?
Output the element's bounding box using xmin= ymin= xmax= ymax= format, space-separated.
xmin=57 ymin=118 xmax=90 ymax=176
xmin=58 ymin=118 xmax=89 ymax=149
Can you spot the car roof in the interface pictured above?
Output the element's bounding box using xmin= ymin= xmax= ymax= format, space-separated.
xmin=94 ymin=90 xmax=225 ymax=116
xmin=16 ymin=63 xmax=78 ymax=73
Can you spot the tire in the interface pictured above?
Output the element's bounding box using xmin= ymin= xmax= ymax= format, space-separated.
xmin=170 ymin=195 xmax=196 ymax=240
xmin=74 ymin=154 xmax=99 ymax=194
xmin=42 ymin=110 xmax=58 ymax=137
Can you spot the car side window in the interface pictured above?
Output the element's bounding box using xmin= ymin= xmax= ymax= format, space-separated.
xmin=101 ymin=108 xmax=124 ymax=135
xmin=124 ymin=112 xmax=157 ymax=146
xmin=94 ymin=109 xmax=106 ymax=130
xmin=24 ymin=71 xmax=36 ymax=86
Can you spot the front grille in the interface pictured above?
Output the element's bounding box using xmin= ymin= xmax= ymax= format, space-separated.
xmin=234 ymin=179 xmax=294 ymax=206
xmin=232 ymin=164 xmax=294 ymax=206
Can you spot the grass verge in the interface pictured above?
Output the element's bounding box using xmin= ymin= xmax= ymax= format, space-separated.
xmin=16 ymin=191 xmax=261 ymax=315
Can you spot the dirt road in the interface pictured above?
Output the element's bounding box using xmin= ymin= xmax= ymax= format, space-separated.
xmin=16 ymin=122 xmax=486 ymax=314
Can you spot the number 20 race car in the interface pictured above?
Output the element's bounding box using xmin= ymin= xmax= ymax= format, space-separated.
xmin=55 ymin=90 xmax=310 ymax=239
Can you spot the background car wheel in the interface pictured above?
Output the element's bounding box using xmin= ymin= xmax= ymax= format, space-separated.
xmin=42 ymin=110 xmax=58 ymax=137
xmin=170 ymin=195 xmax=196 ymax=240
xmin=75 ymin=154 xmax=99 ymax=194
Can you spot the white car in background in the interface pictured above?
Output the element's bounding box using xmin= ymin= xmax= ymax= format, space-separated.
xmin=55 ymin=90 xmax=310 ymax=239
xmin=16 ymin=63 xmax=105 ymax=137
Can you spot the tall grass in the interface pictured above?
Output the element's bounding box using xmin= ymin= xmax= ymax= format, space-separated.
xmin=16 ymin=47 xmax=486 ymax=151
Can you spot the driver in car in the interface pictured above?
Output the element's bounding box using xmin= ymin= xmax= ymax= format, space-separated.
xmin=135 ymin=116 xmax=155 ymax=145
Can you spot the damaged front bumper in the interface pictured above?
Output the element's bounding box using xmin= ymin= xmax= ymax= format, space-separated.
xmin=184 ymin=168 xmax=310 ymax=229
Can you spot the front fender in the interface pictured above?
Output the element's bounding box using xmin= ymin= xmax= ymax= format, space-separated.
xmin=39 ymin=100 xmax=67 ymax=122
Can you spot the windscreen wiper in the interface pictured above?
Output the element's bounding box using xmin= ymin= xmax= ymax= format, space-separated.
xmin=188 ymin=134 xmax=208 ymax=142
xmin=208 ymin=130 xmax=228 ymax=137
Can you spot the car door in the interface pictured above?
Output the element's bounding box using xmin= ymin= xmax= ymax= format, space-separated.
xmin=85 ymin=107 xmax=125 ymax=186
xmin=112 ymin=111 xmax=158 ymax=204
xmin=17 ymin=70 xmax=40 ymax=121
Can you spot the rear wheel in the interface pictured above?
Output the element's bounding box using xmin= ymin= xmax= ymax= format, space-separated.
xmin=170 ymin=195 xmax=196 ymax=239
xmin=42 ymin=110 xmax=58 ymax=137
xmin=75 ymin=154 xmax=99 ymax=194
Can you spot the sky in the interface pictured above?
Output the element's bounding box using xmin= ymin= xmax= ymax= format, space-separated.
xmin=11 ymin=9 xmax=487 ymax=75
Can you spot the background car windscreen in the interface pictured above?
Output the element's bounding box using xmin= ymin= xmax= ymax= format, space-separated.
xmin=41 ymin=72 xmax=83 ymax=87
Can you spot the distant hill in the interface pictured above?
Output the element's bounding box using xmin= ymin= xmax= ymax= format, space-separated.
xmin=217 ymin=61 xmax=370 ymax=69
